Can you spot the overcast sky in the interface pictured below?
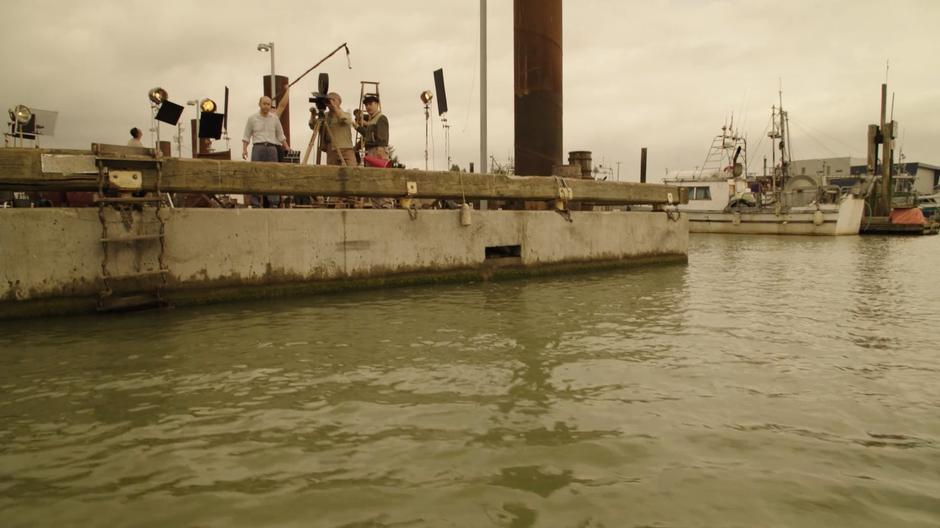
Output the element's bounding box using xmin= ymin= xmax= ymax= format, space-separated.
xmin=2 ymin=0 xmax=938 ymax=181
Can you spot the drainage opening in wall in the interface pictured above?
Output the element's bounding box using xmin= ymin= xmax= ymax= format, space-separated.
xmin=485 ymin=245 xmax=522 ymax=259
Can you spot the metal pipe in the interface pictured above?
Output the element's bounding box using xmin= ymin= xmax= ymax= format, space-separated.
xmin=480 ymin=0 xmax=487 ymax=175
xmin=264 ymin=75 xmax=291 ymax=144
xmin=258 ymin=41 xmax=276 ymax=108
xmin=269 ymin=43 xmax=276 ymax=103
xmin=879 ymin=83 xmax=891 ymax=215
xmin=514 ymin=0 xmax=562 ymax=177
xmin=640 ymin=148 xmax=647 ymax=183
xmin=480 ymin=0 xmax=488 ymax=210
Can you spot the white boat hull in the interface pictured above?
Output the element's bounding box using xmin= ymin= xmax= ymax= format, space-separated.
xmin=685 ymin=195 xmax=866 ymax=236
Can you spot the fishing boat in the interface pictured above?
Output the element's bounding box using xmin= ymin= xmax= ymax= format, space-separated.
xmin=916 ymin=193 xmax=939 ymax=220
xmin=664 ymin=99 xmax=867 ymax=236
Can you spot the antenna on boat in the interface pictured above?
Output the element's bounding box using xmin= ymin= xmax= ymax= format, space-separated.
xmin=775 ymin=81 xmax=792 ymax=181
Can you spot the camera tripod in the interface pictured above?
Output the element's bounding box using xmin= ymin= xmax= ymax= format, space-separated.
xmin=302 ymin=107 xmax=348 ymax=166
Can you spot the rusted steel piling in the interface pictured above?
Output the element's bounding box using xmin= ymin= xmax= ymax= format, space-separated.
xmin=514 ymin=0 xmax=563 ymax=177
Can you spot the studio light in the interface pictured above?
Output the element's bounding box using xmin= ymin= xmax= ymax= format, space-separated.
xmin=10 ymin=104 xmax=32 ymax=125
xmin=8 ymin=104 xmax=34 ymax=147
xmin=420 ymin=91 xmax=434 ymax=170
xmin=200 ymin=98 xmax=217 ymax=113
xmin=148 ymin=88 xmax=182 ymax=154
xmin=148 ymin=87 xmax=168 ymax=105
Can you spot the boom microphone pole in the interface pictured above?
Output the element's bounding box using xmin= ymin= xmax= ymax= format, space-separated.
xmin=275 ymin=43 xmax=351 ymax=117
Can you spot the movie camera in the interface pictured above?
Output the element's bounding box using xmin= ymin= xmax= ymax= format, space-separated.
xmin=308 ymin=73 xmax=331 ymax=112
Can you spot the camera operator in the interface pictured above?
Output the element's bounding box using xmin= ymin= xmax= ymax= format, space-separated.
xmin=310 ymin=92 xmax=355 ymax=166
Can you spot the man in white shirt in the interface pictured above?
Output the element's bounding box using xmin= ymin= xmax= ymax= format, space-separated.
xmin=127 ymin=127 xmax=144 ymax=147
xmin=242 ymin=96 xmax=290 ymax=207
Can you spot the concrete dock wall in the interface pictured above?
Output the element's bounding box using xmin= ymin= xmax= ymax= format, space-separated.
xmin=0 ymin=208 xmax=687 ymax=317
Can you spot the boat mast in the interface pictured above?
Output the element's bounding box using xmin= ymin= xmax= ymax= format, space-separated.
xmin=778 ymin=88 xmax=789 ymax=184
xmin=769 ymin=105 xmax=777 ymax=194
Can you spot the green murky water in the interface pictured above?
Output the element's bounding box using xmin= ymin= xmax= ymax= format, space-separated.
xmin=1 ymin=235 xmax=939 ymax=527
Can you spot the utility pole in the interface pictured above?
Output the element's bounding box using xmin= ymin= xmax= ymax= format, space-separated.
xmin=640 ymin=148 xmax=647 ymax=183
xmin=878 ymin=83 xmax=894 ymax=216
xmin=480 ymin=0 xmax=487 ymax=176
xmin=480 ymin=0 xmax=488 ymax=210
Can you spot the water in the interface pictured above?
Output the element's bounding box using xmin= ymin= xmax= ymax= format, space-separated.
xmin=1 ymin=235 xmax=939 ymax=527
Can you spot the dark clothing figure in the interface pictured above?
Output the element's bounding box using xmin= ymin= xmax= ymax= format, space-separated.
xmin=356 ymin=95 xmax=390 ymax=161
xmin=356 ymin=112 xmax=389 ymax=158
xmin=249 ymin=143 xmax=280 ymax=208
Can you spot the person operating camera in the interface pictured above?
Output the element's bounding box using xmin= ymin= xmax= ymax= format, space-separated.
xmin=310 ymin=92 xmax=356 ymax=166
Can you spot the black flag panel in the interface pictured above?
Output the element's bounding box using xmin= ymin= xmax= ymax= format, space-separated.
xmin=433 ymin=68 xmax=448 ymax=116
xmin=155 ymin=101 xmax=184 ymax=125
xmin=199 ymin=112 xmax=224 ymax=139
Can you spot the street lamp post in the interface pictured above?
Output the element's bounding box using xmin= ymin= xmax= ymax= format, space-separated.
xmin=257 ymin=42 xmax=276 ymax=102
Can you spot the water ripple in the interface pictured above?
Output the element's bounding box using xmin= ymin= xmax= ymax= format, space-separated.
xmin=1 ymin=235 xmax=939 ymax=526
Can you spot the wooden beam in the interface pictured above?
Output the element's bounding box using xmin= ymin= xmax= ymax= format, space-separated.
xmin=0 ymin=148 xmax=688 ymax=205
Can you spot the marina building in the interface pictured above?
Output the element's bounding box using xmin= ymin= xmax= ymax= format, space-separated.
xmin=791 ymin=157 xmax=940 ymax=195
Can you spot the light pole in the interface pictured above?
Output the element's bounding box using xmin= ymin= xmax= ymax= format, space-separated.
xmin=479 ymin=0 xmax=488 ymax=210
xmin=420 ymin=90 xmax=433 ymax=171
xmin=186 ymin=100 xmax=200 ymax=157
xmin=257 ymin=42 xmax=276 ymax=102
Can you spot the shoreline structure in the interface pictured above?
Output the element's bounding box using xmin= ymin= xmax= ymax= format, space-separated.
xmin=0 ymin=146 xmax=689 ymax=319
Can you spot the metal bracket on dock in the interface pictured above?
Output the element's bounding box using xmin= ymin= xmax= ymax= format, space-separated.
xmin=108 ymin=170 xmax=143 ymax=191
xmin=554 ymin=208 xmax=573 ymax=223
xmin=552 ymin=177 xmax=574 ymax=222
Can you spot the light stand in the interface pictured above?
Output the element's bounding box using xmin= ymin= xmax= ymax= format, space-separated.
xmin=150 ymin=104 xmax=160 ymax=149
xmin=186 ymin=99 xmax=200 ymax=157
xmin=424 ymin=102 xmax=431 ymax=171
xmin=442 ymin=115 xmax=451 ymax=171
xmin=196 ymin=98 xmax=217 ymax=156
xmin=257 ymin=42 xmax=276 ymax=103
xmin=148 ymin=87 xmax=168 ymax=150
xmin=223 ymin=87 xmax=230 ymax=151
xmin=175 ymin=122 xmax=184 ymax=157
xmin=420 ymin=90 xmax=434 ymax=171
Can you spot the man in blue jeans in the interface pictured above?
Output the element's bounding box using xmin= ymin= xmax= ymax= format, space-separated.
xmin=242 ymin=96 xmax=290 ymax=208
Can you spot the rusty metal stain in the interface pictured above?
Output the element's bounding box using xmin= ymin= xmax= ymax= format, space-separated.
xmin=340 ymin=240 xmax=374 ymax=251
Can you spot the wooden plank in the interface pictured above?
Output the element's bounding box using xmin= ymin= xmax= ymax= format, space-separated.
xmin=91 ymin=143 xmax=157 ymax=158
xmin=0 ymin=149 xmax=688 ymax=205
